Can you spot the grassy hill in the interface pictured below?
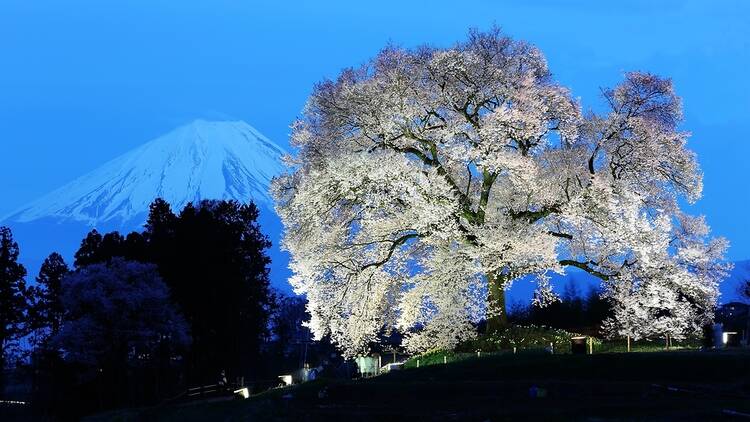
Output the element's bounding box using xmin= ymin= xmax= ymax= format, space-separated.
xmin=87 ymin=350 xmax=750 ymax=421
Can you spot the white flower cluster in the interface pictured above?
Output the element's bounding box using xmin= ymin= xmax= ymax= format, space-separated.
xmin=272 ymin=29 xmax=729 ymax=357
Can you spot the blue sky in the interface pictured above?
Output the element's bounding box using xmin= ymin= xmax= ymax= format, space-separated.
xmin=1 ymin=0 xmax=748 ymax=260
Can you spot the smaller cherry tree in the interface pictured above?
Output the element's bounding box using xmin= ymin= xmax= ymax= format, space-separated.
xmin=602 ymin=215 xmax=730 ymax=341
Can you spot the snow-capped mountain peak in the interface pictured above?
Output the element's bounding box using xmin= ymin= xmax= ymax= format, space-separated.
xmin=3 ymin=119 xmax=286 ymax=226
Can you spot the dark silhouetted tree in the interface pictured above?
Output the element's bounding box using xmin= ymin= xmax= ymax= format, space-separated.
xmin=24 ymin=253 xmax=70 ymax=420
xmin=271 ymin=295 xmax=311 ymax=359
xmin=28 ymin=252 xmax=69 ymax=343
xmin=508 ymin=281 xmax=611 ymax=333
xmin=0 ymin=227 xmax=28 ymax=385
xmin=145 ymin=198 xmax=177 ymax=240
xmin=54 ymin=258 xmax=189 ymax=411
xmin=74 ymin=229 xmax=147 ymax=268
xmin=73 ymin=229 xmax=103 ymax=267
xmin=738 ymin=278 xmax=750 ymax=303
xmin=72 ymin=199 xmax=275 ymax=384
xmin=584 ymin=286 xmax=611 ymax=330
xmin=150 ymin=200 xmax=274 ymax=383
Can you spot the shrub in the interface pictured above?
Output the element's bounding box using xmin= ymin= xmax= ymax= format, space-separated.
xmin=457 ymin=325 xmax=600 ymax=354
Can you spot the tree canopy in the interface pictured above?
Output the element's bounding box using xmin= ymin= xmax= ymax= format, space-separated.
xmin=73 ymin=199 xmax=275 ymax=382
xmin=53 ymin=258 xmax=189 ymax=411
xmin=55 ymin=258 xmax=189 ymax=366
xmin=0 ymin=226 xmax=28 ymax=376
xmin=28 ymin=252 xmax=70 ymax=343
xmin=273 ymin=28 xmax=729 ymax=356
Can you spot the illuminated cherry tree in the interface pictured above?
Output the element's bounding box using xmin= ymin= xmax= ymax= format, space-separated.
xmin=272 ymin=28 xmax=729 ymax=356
xmin=601 ymin=215 xmax=729 ymax=342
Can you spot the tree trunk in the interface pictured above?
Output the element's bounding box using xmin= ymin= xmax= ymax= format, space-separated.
xmin=486 ymin=272 xmax=509 ymax=333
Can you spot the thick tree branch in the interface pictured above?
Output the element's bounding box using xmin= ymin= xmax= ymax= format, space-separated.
xmin=559 ymin=259 xmax=615 ymax=281
xmin=474 ymin=170 xmax=498 ymax=224
xmin=548 ymin=231 xmax=573 ymax=240
xmin=360 ymin=232 xmax=420 ymax=271
xmin=509 ymin=205 xmax=561 ymax=223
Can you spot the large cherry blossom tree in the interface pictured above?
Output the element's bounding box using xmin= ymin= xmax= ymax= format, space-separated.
xmin=272 ymin=28 xmax=729 ymax=356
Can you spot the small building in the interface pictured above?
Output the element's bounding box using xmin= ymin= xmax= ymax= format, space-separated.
xmin=278 ymin=364 xmax=321 ymax=387
xmin=380 ymin=362 xmax=404 ymax=373
xmin=354 ymin=354 xmax=380 ymax=377
xmin=716 ymin=302 xmax=750 ymax=345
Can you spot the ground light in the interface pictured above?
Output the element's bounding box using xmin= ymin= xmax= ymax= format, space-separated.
xmin=722 ymin=331 xmax=739 ymax=347
xmin=233 ymin=387 xmax=249 ymax=399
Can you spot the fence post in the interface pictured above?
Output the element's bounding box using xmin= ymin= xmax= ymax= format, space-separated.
xmin=416 ymin=359 xmax=420 ymax=368
xmin=443 ymin=355 xmax=447 ymax=364
xmin=627 ymin=336 xmax=631 ymax=353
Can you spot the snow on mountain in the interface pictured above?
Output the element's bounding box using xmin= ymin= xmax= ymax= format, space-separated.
xmin=3 ymin=119 xmax=286 ymax=226
xmin=2 ymin=119 xmax=294 ymax=293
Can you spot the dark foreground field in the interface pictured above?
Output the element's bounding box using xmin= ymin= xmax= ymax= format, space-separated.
xmin=88 ymin=350 xmax=750 ymax=421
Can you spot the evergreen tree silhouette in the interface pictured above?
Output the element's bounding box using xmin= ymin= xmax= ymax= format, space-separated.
xmin=72 ymin=198 xmax=274 ymax=383
xmin=29 ymin=252 xmax=69 ymax=338
xmin=0 ymin=226 xmax=28 ymax=385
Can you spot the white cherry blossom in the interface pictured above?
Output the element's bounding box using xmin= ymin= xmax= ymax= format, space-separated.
xmin=273 ymin=29 xmax=729 ymax=356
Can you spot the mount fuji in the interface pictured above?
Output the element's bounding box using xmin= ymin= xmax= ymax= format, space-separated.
xmin=2 ymin=119 xmax=293 ymax=292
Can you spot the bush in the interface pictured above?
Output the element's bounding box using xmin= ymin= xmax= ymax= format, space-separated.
xmin=402 ymin=326 xmax=600 ymax=369
xmin=592 ymin=336 xmax=702 ymax=353
xmin=402 ymin=327 xmax=704 ymax=371
xmin=457 ymin=325 xmax=600 ymax=354
xmin=402 ymin=349 xmax=484 ymax=369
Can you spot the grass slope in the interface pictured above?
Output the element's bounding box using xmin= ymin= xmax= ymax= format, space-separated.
xmin=88 ymin=350 xmax=750 ymax=421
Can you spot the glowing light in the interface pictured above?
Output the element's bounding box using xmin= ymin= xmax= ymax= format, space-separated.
xmin=233 ymin=387 xmax=249 ymax=399
xmin=722 ymin=331 xmax=737 ymax=345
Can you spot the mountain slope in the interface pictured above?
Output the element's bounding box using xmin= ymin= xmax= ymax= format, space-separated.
xmin=4 ymin=119 xmax=285 ymax=226
xmin=2 ymin=119 xmax=292 ymax=292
